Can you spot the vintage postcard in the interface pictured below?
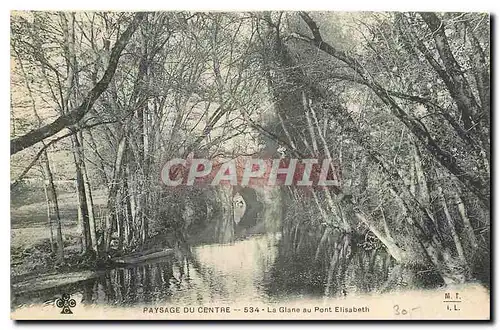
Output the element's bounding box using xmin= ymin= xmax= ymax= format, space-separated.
xmin=10 ymin=11 xmax=490 ymax=320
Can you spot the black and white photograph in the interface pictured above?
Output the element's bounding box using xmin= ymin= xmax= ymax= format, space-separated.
xmin=9 ymin=10 xmax=491 ymax=320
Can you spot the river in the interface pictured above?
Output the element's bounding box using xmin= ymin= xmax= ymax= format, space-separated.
xmin=11 ymin=232 xmax=492 ymax=320
xmin=12 ymin=233 xmax=305 ymax=308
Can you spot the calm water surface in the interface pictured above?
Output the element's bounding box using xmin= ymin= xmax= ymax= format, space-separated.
xmin=13 ymin=233 xmax=293 ymax=308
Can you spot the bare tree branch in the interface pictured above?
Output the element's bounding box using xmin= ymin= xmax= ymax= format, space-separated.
xmin=10 ymin=12 xmax=146 ymax=155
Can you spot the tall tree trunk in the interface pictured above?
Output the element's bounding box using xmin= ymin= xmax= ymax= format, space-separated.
xmin=71 ymin=134 xmax=93 ymax=254
xmin=436 ymin=185 xmax=467 ymax=267
xmin=412 ymin=141 xmax=431 ymax=206
xmin=40 ymin=150 xmax=64 ymax=263
xmin=79 ymin=131 xmax=98 ymax=254
xmin=124 ymin=164 xmax=134 ymax=248
xmin=42 ymin=174 xmax=55 ymax=254
xmin=137 ymin=106 xmax=148 ymax=246
xmin=104 ymin=132 xmax=128 ymax=253
xmin=455 ymin=192 xmax=478 ymax=250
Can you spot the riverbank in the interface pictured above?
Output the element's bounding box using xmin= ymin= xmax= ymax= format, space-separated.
xmin=11 ymin=188 xmax=106 ymax=278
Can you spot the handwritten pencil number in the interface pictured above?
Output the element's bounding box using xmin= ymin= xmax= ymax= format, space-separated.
xmin=394 ymin=304 xmax=408 ymax=316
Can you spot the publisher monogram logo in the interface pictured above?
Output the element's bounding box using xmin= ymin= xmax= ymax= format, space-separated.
xmin=56 ymin=293 xmax=76 ymax=314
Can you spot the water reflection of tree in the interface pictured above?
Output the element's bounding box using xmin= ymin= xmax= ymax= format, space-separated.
xmin=76 ymin=245 xmax=233 ymax=304
xmin=267 ymin=229 xmax=393 ymax=297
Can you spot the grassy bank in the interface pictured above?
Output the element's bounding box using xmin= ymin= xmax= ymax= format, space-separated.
xmin=11 ymin=187 xmax=107 ymax=279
